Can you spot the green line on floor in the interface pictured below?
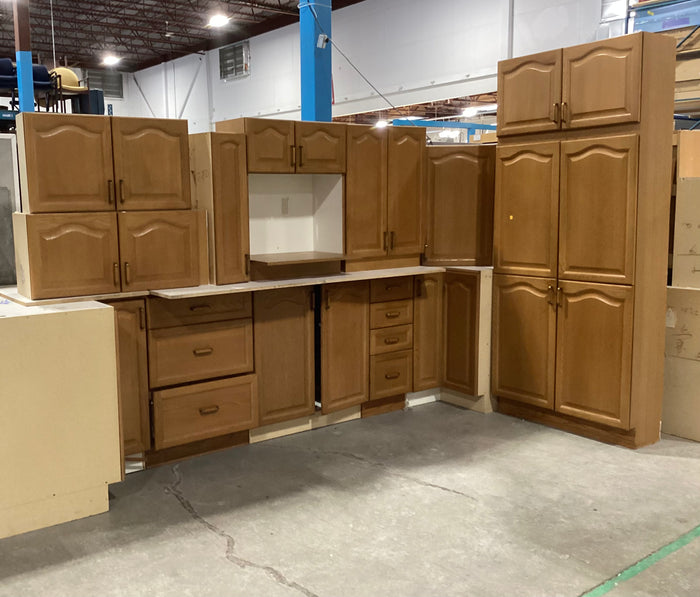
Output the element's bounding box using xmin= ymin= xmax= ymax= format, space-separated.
xmin=581 ymin=523 xmax=700 ymax=597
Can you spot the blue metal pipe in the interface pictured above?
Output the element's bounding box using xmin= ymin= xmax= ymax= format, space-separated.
xmin=299 ymin=1 xmax=332 ymax=122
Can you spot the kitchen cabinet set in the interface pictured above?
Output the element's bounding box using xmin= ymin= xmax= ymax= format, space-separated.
xmin=492 ymin=32 xmax=675 ymax=447
xmin=13 ymin=113 xmax=203 ymax=299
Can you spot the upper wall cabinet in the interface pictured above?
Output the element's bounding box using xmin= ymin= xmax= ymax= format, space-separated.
xmin=215 ymin=117 xmax=346 ymax=173
xmin=497 ymin=33 xmax=642 ymax=136
xmin=425 ymin=145 xmax=495 ymax=266
xmin=18 ymin=113 xmax=191 ymax=213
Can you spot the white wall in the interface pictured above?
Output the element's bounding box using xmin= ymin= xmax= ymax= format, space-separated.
xmin=121 ymin=0 xmax=602 ymax=129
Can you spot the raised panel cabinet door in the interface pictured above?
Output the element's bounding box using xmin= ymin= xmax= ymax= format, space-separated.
xmin=345 ymin=125 xmax=387 ymax=258
xmin=494 ymin=142 xmax=559 ymax=277
xmin=117 ymin=210 xmax=200 ymax=291
xmin=243 ymin=118 xmax=295 ymax=173
xmin=110 ymin=299 xmax=150 ymax=456
xmin=254 ymin=287 xmax=315 ymax=425
xmin=211 ymin=133 xmax=250 ymax=283
xmin=491 ymin=274 xmax=556 ymax=409
xmin=387 ymin=126 xmax=425 ymax=256
xmin=321 ymin=281 xmax=370 ymax=413
xmin=295 ymin=121 xmax=347 ymax=173
xmin=111 ymin=117 xmax=191 ymax=210
xmin=17 ymin=113 xmax=115 ymax=213
xmin=555 ymin=281 xmax=633 ymax=429
xmin=15 ymin=212 xmax=121 ymax=299
xmin=559 ymin=134 xmax=638 ymax=284
xmin=497 ymin=49 xmax=562 ymax=136
xmin=426 ymin=145 xmax=495 ymax=265
xmin=443 ymin=272 xmax=479 ymax=395
xmin=562 ymin=34 xmax=642 ymax=129
xmin=413 ymin=274 xmax=443 ymax=391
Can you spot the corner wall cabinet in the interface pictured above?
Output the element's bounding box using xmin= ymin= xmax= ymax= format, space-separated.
xmin=18 ymin=113 xmax=191 ymax=213
xmin=493 ymin=32 xmax=675 ymax=447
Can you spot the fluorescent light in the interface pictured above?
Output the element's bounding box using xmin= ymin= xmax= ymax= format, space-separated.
xmin=208 ymin=13 xmax=230 ymax=27
xmin=462 ymin=107 xmax=478 ymax=118
xmin=462 ymin=103 xmax=498 ymax=118
xmin=102 ymin=55 xmax=121 ymax=66
xmin=375 ymin=120 xmax=388 ymax=128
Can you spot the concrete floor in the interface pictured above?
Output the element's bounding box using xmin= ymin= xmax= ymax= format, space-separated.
xmin=1 ymin=402 xmax=700 ymax=597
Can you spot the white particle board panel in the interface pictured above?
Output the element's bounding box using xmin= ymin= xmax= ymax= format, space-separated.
xmin=0 ymin=286 xmax=149 ymax=307
xmin=0 ymin=300 xmax=121 ymax=539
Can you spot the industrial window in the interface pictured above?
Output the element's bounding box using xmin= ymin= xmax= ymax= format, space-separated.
xmin=219 ymin=41 xmax=250 ymax=81
xmin=86 ymin=69 xmax=124 ymax=98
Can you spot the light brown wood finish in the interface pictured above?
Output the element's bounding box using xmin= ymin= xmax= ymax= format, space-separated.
xmin=361 ymin=394 xmax=406 ymax=418
xmin=190 ymin=132 xmax=249 ymax=285
xmin=492 ymin=274 xmax=556 ymax=409
xmin=227 ymin=118 xmax=294 ymax=173
xmin=413 ymin=274 xmax=444 ymax=391
xmin=387 ymin=126 xmax=425 ymax=256
xmin=148 ymin=318 xmax=254 ymax=388
xmin=345 ymin=125 xmax=388 ymax=259
xmin=109 ymin=299 xmax=150 ymax=456
xmin=369 ymin=276 xmax=413 ymax=303
xmin=321 ymin=281 xmax=370 ymax=413
xmin=443 ymin=271 xmax=479 ymax=396
xmin=117 ymin=210 xmax=200 ymax=291
xmin=494 ymin=141 xmax=560 ymax=277
xmin=370 ymin=324 xmax=413 ymax=355
xmin=146 ymin=430 xmax=250 ymax=467
xmin=370 ymin=349 xmax=412 ymax=399
xmin=111 ymin=117 xmax=191 ymax=210
xmin=295 ymin=121 xmax=346 ymax=173
xmin=17 ymin=113 xmax=115 ymax=213
xmin=562 ymin=34 xmax=642 ymax=129
xmin=558 ymin=134 xmax=638 ymax=284
xmin=369 ymin=299 xmax=413 ymax=329
xmin=555 ymin=281 xmax=633 ymax=429
xmin=497 ymin=49 xmax=562 ymax=136
xmin=152 ymin=374 xmax=257 ymax=450
xmin=147 ymin=293 xmax=252 ymax=329
xmin=13 ymin=212 xmax=120 ymax=299
xmin=425 ymin=145 xmax=495 ymax=265
xmin=254 ymin=287 xmax=315 ymax=425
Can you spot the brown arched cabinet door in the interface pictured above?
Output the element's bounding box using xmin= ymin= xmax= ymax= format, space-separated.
xmin=295 ymin=121 xmax=346 ymax=173
xmin=555 ymin=281 xmax=633 ymax=430
xmin=491 ymin=274 xmax=556 ymax=409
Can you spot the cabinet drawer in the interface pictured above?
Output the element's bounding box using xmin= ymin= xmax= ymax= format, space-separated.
xmin=370 ymin=277 xmax=413 ymax=303
xmin=148 ymin=293 xmax=252 ymax=329
xmin=370 ymin=350 xmax=413 ymax=399
xmin=370 ymin=324 xmax=413 ymax=355
xmin=149 ymin=319 xmax=253 ymax=388
xmin=370 ymin=299 xmax=413 ymax=329
xmin=152 ymin=374 xmax=258 ymax=450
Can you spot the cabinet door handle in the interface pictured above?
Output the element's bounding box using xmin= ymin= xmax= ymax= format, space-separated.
xmin=385 ymin=372 xmax=401 ymax=380
xmin=414 ymin=277 xmax=422 ymax=297
xmin=290 ymin=145 xmax=296 ymax=168
xmin=557 ymin=287 xmax=563 ymax=308
xmin=113 ymin=262 xmax=120 ymax=286
xmin=385 ymin=311 xmax=401 ymax=319
xmin=139 ymin=307 xmax=146 ymax=330
xmin=546 ymin=284 xmax=555 ymax=307
xmin=244 ymin=253 xmax=250 ymax=276
xmin=552 ymin=102 xmax=560 ymax=125
xmin=390 ymin=231 xmax=396 ymax=250
xmin=199 ymin=405 xmax=219 ymax=416
xmin=325 ymin=289 xmax=331 ymax=310
xmin=383 ymin=230 xmax=389 ymax=252
xmin=193 ymin=347 xmax=214 ymax=357
xmin=561 ymin=102 xmax=569 ymax=125
xmin=119 ymin=179 xmax=125 ymax=204
xmin=298 ymin=145 xmax=303 ymax=167
xmin=384 ymin=337 xmax=400 ymax=345
xmin=124 ymin=261 xmax=131 ymax=285
xmin=189 ymin=304 xmax=212 ymax=313
xmin=107 ymin=179 xmax=115 ymax=205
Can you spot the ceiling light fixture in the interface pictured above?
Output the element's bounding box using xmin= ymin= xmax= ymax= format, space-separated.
xmin=102 ymin=55 xmax=121 ymax=66
xmin=207 ymin=13 xmax=230 ymax=28
xmin=375 ymin=119 xmax=389 ymax=128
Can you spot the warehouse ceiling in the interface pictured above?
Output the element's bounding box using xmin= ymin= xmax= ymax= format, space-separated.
xmin=0 ymin=0 xmax=366 ymax=71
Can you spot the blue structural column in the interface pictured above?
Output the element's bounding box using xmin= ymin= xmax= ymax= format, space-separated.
xmin=299 ymin=1 xmax=332 ymax=122
xmin=14 ymin=0 xmax=34 ymax=112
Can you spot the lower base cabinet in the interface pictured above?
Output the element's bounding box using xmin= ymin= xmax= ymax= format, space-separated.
xmin=254 ymin=287 xmax=316 ymax=425
xmin=152 ymin=374 xmax=257 ymax=450
xmin=413 ymin=274 xmax=444 ymax=391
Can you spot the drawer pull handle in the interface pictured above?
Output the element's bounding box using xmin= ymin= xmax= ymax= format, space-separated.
xmin=189 ymin=304 xmax=212 ymax=313
xmin=385 ymin=372 xmax=401 ymax=380
xmin=385 ymin=311 xmax=401 ymax=319
xmin=384 ymin=337 xmax=400 ymax=345
xmin=193 ymin=347 xmax=214 ymax=357
xmin=384 ymin=284 xmax=401 ymax=291
xmin=199 ymin=405 xmax=220 ymax=416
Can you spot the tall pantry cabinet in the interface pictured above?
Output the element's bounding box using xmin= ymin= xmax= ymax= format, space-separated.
xmin=492 ymin=32 xmax=675 ymax=447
